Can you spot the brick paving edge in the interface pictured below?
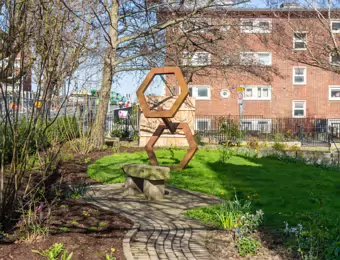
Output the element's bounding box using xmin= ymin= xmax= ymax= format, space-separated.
xmin=123 ymin=223 xmax=141 ymax=260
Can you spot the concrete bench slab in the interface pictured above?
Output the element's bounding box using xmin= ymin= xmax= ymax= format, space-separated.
xmin=121 ymin=164 xmax=171 ymax=200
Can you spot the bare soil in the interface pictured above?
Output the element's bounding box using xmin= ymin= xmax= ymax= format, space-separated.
xmin=0 ymin=150 xmax=133 ymax=260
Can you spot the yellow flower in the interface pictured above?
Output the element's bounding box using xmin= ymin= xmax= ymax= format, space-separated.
xmin=223 ymin=143 xmax=227 ymax=147
xmin=231 ymin=148 xmax=235 ymax=151
xmin=111 ymin=248 xmax=116 ymax=253
xmin=247 ymin=195 xmax=250 ymax=199
xmin=221 ymin=191 xmax=225 ymax=195
xmin=255 ymin=149 xmax=258 ymax=153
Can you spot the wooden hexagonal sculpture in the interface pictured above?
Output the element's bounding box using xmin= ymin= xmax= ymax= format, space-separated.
xmin=145 ymin=123 xmax=198 ymax=171
xmin=137 ymin=67 xmax=189 ymax=118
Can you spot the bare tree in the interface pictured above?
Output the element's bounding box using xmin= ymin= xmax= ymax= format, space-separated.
xmin=0 ymin=0 xmax=92 ymax=225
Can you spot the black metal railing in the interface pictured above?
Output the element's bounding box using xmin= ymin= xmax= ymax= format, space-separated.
xmin=194 ymin=115 xmax=333 ymax=146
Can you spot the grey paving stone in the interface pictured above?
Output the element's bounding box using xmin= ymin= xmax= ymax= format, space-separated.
xmin=85 ymin=184 xmax=220 ymax=260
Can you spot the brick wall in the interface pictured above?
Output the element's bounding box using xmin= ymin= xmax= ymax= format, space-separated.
xmin=164 ymin=11 xmax=340 ymax=120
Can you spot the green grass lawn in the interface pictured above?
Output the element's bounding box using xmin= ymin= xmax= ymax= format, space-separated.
xmin=88 ymin=149 xmax=340 ymax=231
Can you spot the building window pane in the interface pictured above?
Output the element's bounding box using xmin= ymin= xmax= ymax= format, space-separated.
xmin=196 ymin=120 xmax=210 ymax=131
xmin=331 ymin=89 xmax=340 ymax=97
xmin=197 ymin=88 xmax=208 ymax=97
xmin=293 ymin=67 xmax=306 ymax=85
xmin=293 ymin=101 xmax=306 ymax=118
xmin=245 ymin=88 xmax=253 ymax=97
xmin=332 ymin=21 xmax=340 ymax=32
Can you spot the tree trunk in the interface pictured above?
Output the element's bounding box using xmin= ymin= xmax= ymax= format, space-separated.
xmin=89 ymin=0 xmax=119 ymax=149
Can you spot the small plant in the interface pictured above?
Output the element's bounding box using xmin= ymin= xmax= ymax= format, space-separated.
xmin=105 ymin=248 xmax=117 ymax=260
xmin=88 ymin=226 xmax=98 ymax=231
xmin=60 ymin=227 xmax=70 ymax=233
xmin=65 ymin=182 xmax=89 ymax=200
xmin=219 ymin=144 xmax=233 ymax=163
xmin=99 ymin=222 xmax=107 ymax=228
xmin=84 ymin=157 xmax=91 ymax=164
xmin=32 ymin=243 xmax=73 ymax=260
xmin=60 ymin=205 xmax=68 ymax=209
xmin=82 ymin=211 xmax=90 ymax=217
xmin=246 ymin=137 xmax=260 ymax=150
xmin=236 ymin=237 xmax=262 ymax=257
xmin=71 ymin=221 xmax=79 ymax=226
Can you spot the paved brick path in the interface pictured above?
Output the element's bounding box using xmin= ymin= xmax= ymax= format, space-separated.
xmin=85 ymin=184 xmax=221 ymax=260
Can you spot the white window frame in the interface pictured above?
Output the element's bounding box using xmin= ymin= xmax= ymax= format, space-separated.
xmin=240 ymin=52 xmax=272 ymax=66
xmin=189 ymin=86 xmax=211 ymax=100
xmin=293 ymin=67 xmax=307 ymax=85
xmin=329 ymin=86 xmax=340 ymax=100
xmin=293 ymin=31 xmax=307 ymax=50
xmin=331 ymin=20 xmax=340 ymax=33
xmin=241 ymin=18 xmax=272 ymax=34
xmin=242 ymin=86 xmax=272 ymax=101
xmin=241 ymin=119 xmax=272 ymax=133
xmin=292 ymin=100 xmax=306 ymax=118
xmin=183 ymin=52 xmax=211 ymax=66
xmin=195 ymin=119 xmax=211 ymax=131
xmin=330 ymin=53 xmax=340 ymax=66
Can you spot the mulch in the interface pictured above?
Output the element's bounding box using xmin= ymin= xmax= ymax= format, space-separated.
xmin=0 ymin=149 xmax=133 ymax=260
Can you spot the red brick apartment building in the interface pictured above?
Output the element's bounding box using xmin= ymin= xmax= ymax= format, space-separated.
xmin=163 ymin=5 xmax=340 ymax=134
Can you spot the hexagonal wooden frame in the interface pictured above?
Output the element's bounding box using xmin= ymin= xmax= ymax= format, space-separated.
xmin=145 ymin=122 xmax=198 ymax=171
xmin=137 ymin=67 xmax=189 ymax=118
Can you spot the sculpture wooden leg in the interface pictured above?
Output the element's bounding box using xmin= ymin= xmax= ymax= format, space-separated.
xmin=123 ymin=176 xmax=144 ymax=196
xmin=143 ymin=179 xmax=165 ymax=200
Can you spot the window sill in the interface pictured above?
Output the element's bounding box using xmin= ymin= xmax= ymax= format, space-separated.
xmin=329 ymin=98 xmax=340 ymax=101
xmin=292 ymin=116 xmax=306 ymax=119
xmin=293 ymin=48 xmax=307 ymax=51
xmin=243 ymin=99 xmax=271 ymax=101
xmin=293 ymin=83 xmax=306 ymax=86
xmin=195 ymin=98 xmax=211 ymax=101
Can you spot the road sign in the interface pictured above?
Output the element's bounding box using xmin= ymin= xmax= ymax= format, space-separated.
xmin=238 ymin=92 xmax=244 ymax=100
xmin=237 ymin=87 xmax=244 ymax=93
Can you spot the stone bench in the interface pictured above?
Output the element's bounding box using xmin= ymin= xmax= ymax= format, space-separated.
xmin=121 ymin=164 xmax=171 ymax=200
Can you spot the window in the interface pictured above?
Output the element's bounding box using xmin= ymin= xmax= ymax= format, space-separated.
xmin=293 ymin=32 xmax=307 ymax=50
xmin=292 ymin=100 xmax=306 ymax=118
xmin=241 ymin=19 xmax=272 ymax=33
xmin=240 ymin=52 xmax=272 ymax=66
xmin=330 ymin=53 xmax=340 ymax=65
xmin=242 ymin=86 xmax=271 ymax=100
xmin=241 ymin=119 xmax=272 ymax=133
xmin=293 ymin=67 xmax=307 ymax=85
xmin=183 ymin=52 xmax=211 ymax=66
xmin=331 ymin=21 xmax=340 ymax=33
xmin=196 ymin=119 xmax=211 ymax=131
xmin=189 ymin=86 xmax=211 ymax=100
xmin=329 ymin=86 xmax=340 ymax=100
